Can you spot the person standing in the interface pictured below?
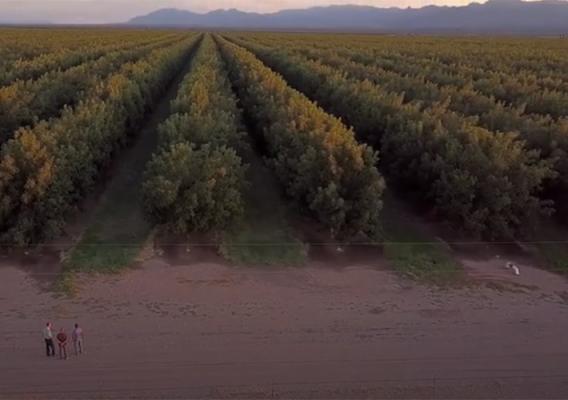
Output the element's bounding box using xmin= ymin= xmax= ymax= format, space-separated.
xmin=43 ymin=322 xmax=55 ymax=357
xmin=72 ymin=323 xmax=84 ymax=355
xmin=56 ymin=328 xmax=68 ymax=360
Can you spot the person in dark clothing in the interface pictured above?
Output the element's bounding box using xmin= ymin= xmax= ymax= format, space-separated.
xmin=42 ymin=322 xmax=55 ymax=357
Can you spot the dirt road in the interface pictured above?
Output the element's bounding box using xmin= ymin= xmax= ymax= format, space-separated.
xmin=1 ymin=256 xmax=568 ymax=399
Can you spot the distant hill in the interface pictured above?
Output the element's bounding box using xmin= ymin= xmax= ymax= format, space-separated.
xmin=127 ymin=0 xmax=568 ymax=34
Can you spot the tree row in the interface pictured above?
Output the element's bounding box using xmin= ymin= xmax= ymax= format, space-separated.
xmin=143 ymin=35 xmax=248 ymax=233
xmin=245 ymin=33 xmax=568 ymax=97
xmin=0 ymin=28 xmax=166 ymax=71
xmin=0 ymin=35 xmax=201 ymax=245
xmin=0 ymin=32 xmax=181 ymax=87
xmin=0 ymin=34 xmax=189 ymax=144
xmin=240 ymin=33 xmax=568 ymax=119
xmin=216 ymin=36 xmax=385 ymax=239
xmin=261 ymin=42 xmax=568 ymax=208
xmin=229 ymin=37 xmax=552 ymax=239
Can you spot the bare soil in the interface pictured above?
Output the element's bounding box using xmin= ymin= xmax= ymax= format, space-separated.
xmin=1 ymin=250 xmax=568 ymax=399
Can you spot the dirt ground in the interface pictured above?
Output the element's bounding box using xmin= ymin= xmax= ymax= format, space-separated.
xmin=1 ymin=249 xmax=568 ymax=399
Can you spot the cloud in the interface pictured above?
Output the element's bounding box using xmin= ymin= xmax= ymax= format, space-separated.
xmin=1 ymin=0 xmax=479 ymax=23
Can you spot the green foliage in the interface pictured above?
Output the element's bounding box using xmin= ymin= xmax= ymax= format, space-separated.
xmin=0 ymin=34 xmax=187 ymax=144
xmin=381 ymin=194 xmax=462 ymax=284
xmin=233 ymin=33 xmax=568 ymax=118
xmin=220 ymin=142 xmax=307 ymax=266
xmin=0 ymin=28 xmax=181 ymax=86
xmin=220 ymin=225 xmax=307 ymax=266
xmin=216 ymin=36 xmax=385 ymax=239
xmin=0 ymin=35 xmax=200 ymax=245
xmin=2 ymin=29 xmax=567 ymax=252
xmin=538 ymin=242 xmax=568 ymax=274
xmin=229 ymin=35 xmax=555 ymax=239
xmin=142 ymin=35 xmax=247 ymax=234
xmin=144 ymin=143 xmax=246 ymax=233
xmin=274 ymin=39 xmax=568 ymax=217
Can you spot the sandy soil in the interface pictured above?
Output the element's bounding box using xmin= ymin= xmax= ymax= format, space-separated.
xmin=1 ymin=252 xmax=568 ymax=399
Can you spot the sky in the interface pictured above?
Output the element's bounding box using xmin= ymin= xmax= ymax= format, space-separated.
xmin=1 ymin=0 xmax=482 ymax=24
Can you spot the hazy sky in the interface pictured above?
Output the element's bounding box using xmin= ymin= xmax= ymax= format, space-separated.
xmin=1 ymin=0 xmax=482 ymax=23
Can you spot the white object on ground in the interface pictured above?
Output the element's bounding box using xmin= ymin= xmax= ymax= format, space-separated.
xmin=505 ymin=261 xmax=520 ymax=276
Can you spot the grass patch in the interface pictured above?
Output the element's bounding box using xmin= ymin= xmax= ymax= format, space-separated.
xmin=221 ymin=223 xmax=307 ymax=266
xmin=64 ymin=140 xmax=155 ymax=273
xmin=538 ymin=243 xmax=568 ymax=274
xmin=220 ymin=146 xmax=307 ymax=266
xmin=54 ymin=270 xmax=78 ymax=297
xmin=382 ymin=192 xmax=462 ymax=285
xmin=533 ymin=222 xmax=568 ymax=275
xmin=64 ymin=191 xmax=152 ymax=273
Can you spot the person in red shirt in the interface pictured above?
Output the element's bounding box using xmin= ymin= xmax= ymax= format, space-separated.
xmin=56 ymin=328 xmax=68 ymax=360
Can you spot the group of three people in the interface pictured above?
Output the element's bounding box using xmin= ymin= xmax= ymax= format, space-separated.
xmin=43 ymin=322 xmax=84 ymax=360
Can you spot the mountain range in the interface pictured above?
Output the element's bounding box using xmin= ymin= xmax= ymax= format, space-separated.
xmin=127 ymin=0 xmax=568 ymax=34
